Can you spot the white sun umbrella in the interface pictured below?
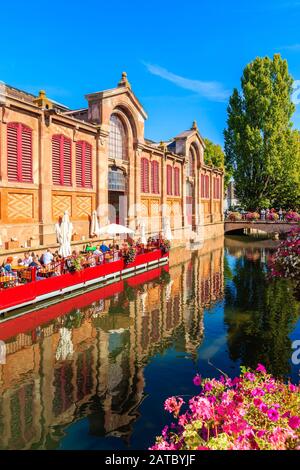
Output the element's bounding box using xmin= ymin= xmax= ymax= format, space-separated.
xmin=140 ymin=219 xmax=147 ymax=245
xmin=162 ymin=216 xmax=173 ymax=241
xmin=97 ymin=223 xmax=135 ymax=245
xmin=56 ymin=210 xmax=73 ymax=257
xmin=90 ymin=210 xmax=100 ymax=237
xmin=55 ymin=327 xmax=74 ymax=361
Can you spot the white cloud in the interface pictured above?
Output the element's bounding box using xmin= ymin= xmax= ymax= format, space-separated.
xmin=281 ymin=44 xmax=300 ymax=51
xmin=143 ymin=62 xmax=230 ymax=103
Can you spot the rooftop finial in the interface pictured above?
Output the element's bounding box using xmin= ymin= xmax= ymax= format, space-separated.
xmin=191 ymin=120 xmax=198 ymax=131
xmin=33 ymin=89 xmax=53 ymax=110
xmin=118 ymin=71 xmax=131 ymax=89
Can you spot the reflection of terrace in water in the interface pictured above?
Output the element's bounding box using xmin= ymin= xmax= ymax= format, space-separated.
xmin=0 ymin=246 xmax=224 ymax=449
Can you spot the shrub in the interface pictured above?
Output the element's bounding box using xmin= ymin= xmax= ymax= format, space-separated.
xmin=150 ymin=366 xmax=300 ymax=450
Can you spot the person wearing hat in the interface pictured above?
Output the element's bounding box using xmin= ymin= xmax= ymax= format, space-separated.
xmin=3 ymin=257 xmax=16 ymax=277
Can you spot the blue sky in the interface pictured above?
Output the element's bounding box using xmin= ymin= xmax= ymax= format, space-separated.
xmin=1 ymin=0 xmax=300 ymax=146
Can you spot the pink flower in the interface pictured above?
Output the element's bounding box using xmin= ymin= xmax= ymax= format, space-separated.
xmin=193 ymin=374 xmax=202 ymax=386
xmin=253 ymin=398 xmax=262 ymax=407
xmin=288 ymin=383 xmax=297 ymax=392
xmin=251 ymin=388 xmax=265 ymax=397
xmin=257 ymin=430 xmax=266 ymax=438
xmin=259 ymin=403 xmax=268 ymax=414
xmin=256 ymin=364 xmax=267 ymax=374
xmin=288 ymin=416 xmax=300 ymax=430
xmin=204 ymin=382 xmax=213 ymax=392
xmin=267 ymin=408 xmax=280 ymax=422
xmin=164 ymin=397 xmax=184 ymax=416
xmin=245 ymin=372 xmax=256 ymax=382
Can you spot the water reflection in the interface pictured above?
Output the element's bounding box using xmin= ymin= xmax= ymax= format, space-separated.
xmin=0 ymin=237 xmax=299 ymax=450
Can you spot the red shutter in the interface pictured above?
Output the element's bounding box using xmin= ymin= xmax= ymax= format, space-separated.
xmin=76 ymin=141 xmax=83 ymax=187
xmin=21 ymin=126 xmax=32 ymax=182
xmin=52 ymin=135 xmax=61 ymax=185
xmin=141 ymin=158 xmax=149 ymax=193
xmin=167 ymin=165 xmax=172 ymax=195
xmin=151 ymin=161 xmax=159 ymax=194
xmin=63 ymin=138 xmax=72 ymax=186
xmin=84 ymin=143 xmax=92 ymax=188
xmin=7 ymin=123 xmax=32 ymax=183
xmin=174 ymin=167 xmax=180 ymax=196
xmin=7 ymin=124 xmax=18 ymax=182
xmin=52 ymin=135 xmax=72 ymax=186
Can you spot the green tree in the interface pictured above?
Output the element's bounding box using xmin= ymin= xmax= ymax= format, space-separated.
xmin=204 ymin=138 xmax=232 ymax=188
xmin=224 ymin=54 xmax=300 ymax=210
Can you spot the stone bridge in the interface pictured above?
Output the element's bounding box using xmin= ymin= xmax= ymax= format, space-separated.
xmin=224 ymin=220 xmax=295 ymax=235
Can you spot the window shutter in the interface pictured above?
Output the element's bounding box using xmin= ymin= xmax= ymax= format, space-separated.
xmin=63 ymin=138 xmax=72 ymax=186
xmin=141 ymin=158 xmax=149 ymax=193
xmin=85 ymin=143 xmax=92 ymax=188
xmin=174 ymin=167 xmax=180 ymax=196
xmin=151 ymin=161 xmax=159 ymax=194
xmin=7 ymin=123 xmax=32 ymax=183
xmin=76 ymin=142 xmax=83 ymax=187
xmin=21 ymin=126 xmax=32 ymax=182
xmin=206 ymin=175 xmax=209 ymax=199
xmin=167 ymin=165 xmax=172 ymax=195
xmin=52 ymin=135 xmax=61 ymax=185
xmin=7 ymin=124 xmax=18 ymax=181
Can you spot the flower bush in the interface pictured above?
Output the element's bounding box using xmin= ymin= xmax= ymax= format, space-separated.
xmin=269 ymin=227 xmax=300 ymax=282
xmin=286 ymin=211 xmax=300 ymax=223
xmin=267 ymin=212 xmax=279 ymax=222
xmin=160 ymin=238 xmax=171 ymax=254
xmin=150 ymin=366 xmax=300 ymax=450
xmin=123 ymin=246 xmax=137 ymax=265
xmin=246 ymin=212 xmax=260 ymax=221
xmin=228 ymin=212 xmax=242 ymax=221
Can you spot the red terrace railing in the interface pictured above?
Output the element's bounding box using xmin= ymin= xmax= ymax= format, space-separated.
xmin=0 ymin=250 xmax=167 ymax=313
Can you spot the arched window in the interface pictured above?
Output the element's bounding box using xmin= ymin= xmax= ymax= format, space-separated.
xmin=167 ymin=165 xmax=173 ymax=195
xmin=174 ymin=167 xmax=180 ymax=196
xmin=7 ymin=123 xmax=32 ymax=182
xmin=108 ymin=167 xmax=126 ymax=191
xmin=76 ymin=141 xmax=92 ymax=188
xmin=52 ymin=134 xmax=72 ymax=186
xmin=109 ymin=114 xmax=127 ymax=160
xmin=187 ymin=148 xmax=195 ymax=177
xmin=151 ymin=161 xmax=159 ymax=194
xmin=141 ymin=158 xmax=149 ymax=193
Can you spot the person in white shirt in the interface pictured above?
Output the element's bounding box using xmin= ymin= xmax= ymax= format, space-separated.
xmin=23 ymin=252 xmax=33 ymax=266
xmin=43 ymin=249 xmax=54 ymax=266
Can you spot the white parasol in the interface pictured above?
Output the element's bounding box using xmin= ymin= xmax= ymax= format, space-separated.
xmin=55 ymin=327 xmax=74 ymax=361
xmin=90 ymin=210 xmax=100 ymax=237
xmin=55 ymin=210 xmax=73 ymax=257
xmin=162 ymin=216 xmax=173 ymax=241
xmin=97 ymin=223 xmax=134 ymax=237
xmin=140 ymin=219 xmax=147 ymax=245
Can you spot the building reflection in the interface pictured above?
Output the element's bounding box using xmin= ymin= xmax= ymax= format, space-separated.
xmin=0 ymin=242 xmax=224 ymax=449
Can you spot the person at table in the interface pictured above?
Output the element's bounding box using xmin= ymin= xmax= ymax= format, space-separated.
xmin=17 ymin=258 xmax=24 ymax=266
xmin=100 ymin=242 xmax=110 ymax=253
xmin=42 ymin=248 xmax=54 ymax=266
xmin=85 ymin=242 xmax=97 ymax=253
xmin=23 ymin=252 xmax=33 ymax=266
xmin=94 ymin=246 xmax=104 ymax=263
xmin=3 ymin=257 xmax=17 ymax=276
xmin=29 ymin=256 xmax=41 ymax=268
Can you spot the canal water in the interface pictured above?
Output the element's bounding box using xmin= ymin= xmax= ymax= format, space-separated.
xmin=0 ymin=237 xmax=299 ymax=450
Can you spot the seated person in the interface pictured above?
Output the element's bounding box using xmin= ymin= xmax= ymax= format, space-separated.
xmin=3 ymin=257 xmax=16 ymax=275
xmin=85 ymin=242 xmax=97 ymax=253
xmin=17 ymin=258 xmax=24 ymax=266
xmin=100 ymin=242 xmax=110 ymax=253
xmin=29 ymin=256 xmax=41 ymax=269
xmin=23 ymin=252 xmax=33 ymax=266
xmin=42 ymin=249 xmax=54 ymax=266
xmin=94 ymin=245 xmax=102 ymax=255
